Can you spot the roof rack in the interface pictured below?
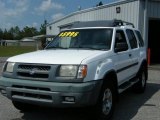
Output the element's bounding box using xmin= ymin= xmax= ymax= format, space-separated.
xmin=71 ymin=19 xmax=135 ymax=28
xmin=113 ymin=19 xmax=135 ymax=28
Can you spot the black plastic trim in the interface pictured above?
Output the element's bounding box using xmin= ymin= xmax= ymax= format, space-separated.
xmin=117 ymin=62 xmax=138 ymax=73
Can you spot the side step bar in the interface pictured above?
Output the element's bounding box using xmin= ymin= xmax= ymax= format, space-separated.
xmin=118 ymin=78 xmax=139 ymax=93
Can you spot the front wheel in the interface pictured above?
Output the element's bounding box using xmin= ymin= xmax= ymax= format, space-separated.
xmin=94 ymin=81 xmax=116 ymax=120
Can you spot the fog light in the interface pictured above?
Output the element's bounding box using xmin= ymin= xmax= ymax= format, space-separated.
xmin=64 ymin=96 xmax=75 ymax=102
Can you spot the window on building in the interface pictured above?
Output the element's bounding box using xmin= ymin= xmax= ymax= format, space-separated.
xmin=49 ymin=26 xmax=52 ymax=30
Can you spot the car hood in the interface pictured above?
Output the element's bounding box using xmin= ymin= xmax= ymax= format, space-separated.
xmin=7 ymin=49 xmax=106 ymax=64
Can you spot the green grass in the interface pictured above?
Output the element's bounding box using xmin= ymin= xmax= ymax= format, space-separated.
xmin=0 ymin=46 xmax=36 ymax=57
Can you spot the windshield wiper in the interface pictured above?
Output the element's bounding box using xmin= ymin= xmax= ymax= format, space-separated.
xmin=46 ymin=46 xmax=68 ymax=49
xmin=86 ymin=47 xmax=106 ymax=50
xmin=69 ymin=46 xmax=106 ymax=50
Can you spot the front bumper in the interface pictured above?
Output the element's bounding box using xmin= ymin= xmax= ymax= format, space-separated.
xmin=0 ymin=77 xmax=102 ymax=107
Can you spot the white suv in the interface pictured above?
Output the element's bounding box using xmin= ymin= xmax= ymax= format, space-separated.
xmin=0 ymin=20 xmax=147 ymax=120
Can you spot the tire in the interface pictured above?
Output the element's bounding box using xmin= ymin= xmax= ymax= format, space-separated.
xmin=12 ymin=101 xmax=35 ymax=112
xmin=94 ymin=81 xmax=116 ymax=120
xmin=133 ymin=66 xmax=147 ymax=93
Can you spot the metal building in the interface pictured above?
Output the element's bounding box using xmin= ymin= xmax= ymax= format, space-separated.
xmin=47 ymin=0 xmax=160 ymax=64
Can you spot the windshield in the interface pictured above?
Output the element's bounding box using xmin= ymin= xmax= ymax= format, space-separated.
xmin=45 ymin=29 xmax=113 ymax=50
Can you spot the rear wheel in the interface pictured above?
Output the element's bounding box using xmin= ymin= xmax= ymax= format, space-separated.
xmin=133 ymin=66 xmax=147 ymax=93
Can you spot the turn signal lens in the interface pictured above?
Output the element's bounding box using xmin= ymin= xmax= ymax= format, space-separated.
xmin=77 ymin=65 xmax=87 ymax=79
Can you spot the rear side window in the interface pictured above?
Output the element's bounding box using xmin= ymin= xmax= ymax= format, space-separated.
xmin=135 ymin=30 xmax=144 ymax=47
xmin=126 ymin=29 xmax=138 ymax=49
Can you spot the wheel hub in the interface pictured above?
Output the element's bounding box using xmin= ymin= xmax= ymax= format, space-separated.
xmin=142 ymin=72 xmax=146 ymax=87
xmin=102 ymin=88 xmax=112 ymax=115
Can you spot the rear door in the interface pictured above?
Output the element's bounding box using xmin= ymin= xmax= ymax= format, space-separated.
xmin=125 ymin=29 xmax=139 ymax=75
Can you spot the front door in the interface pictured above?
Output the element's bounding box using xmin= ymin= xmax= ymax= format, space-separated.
xmin=114 ymin=30 xmax=133 ymax=85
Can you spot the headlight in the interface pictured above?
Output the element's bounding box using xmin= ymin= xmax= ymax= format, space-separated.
xmin=58 ymin=65 xmax=87 ymax=79
xmin=59 ymin=65 xmax=78 ymax=77
xmin=4 ymin=62 xmax=15 ymax=73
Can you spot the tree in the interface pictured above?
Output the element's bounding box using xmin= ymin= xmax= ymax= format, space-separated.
xmin=8 ymin=27 xmax=14 ymax=40
xmin=3 ymin=29 xmax=13 ymax=40
xmin=13 ymin=26 xmax=21 ymax=40
xmin=21 ymin=26 xmax=38 ymax=38
xmin=0 ymin=26 xmax=22 ymax=40
xmin=0 ymin=20 xmax=47 ymax=40
xmin=0 ymin=28 xmax=3 ymax=39
xmin=39 ymin=20 xmax=47 ymax=35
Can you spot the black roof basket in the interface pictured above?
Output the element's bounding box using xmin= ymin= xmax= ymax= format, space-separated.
xmin=71 ymin=19 xmax=135 ymax=28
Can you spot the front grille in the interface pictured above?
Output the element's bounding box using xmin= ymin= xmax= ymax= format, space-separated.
xmin=18 ymin=65 xmax=50 ymax=71
xmin=17 ymin=72 xmax=49 ymax=79
xmin=12 ymin=85 xmax=51 ymax=91
xmin=12 ymin=92 xmax=52 ymax=100
xmin=17 ymin=64 xmax=51 ymax=81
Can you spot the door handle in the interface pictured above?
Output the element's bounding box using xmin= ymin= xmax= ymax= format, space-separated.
xmin=129 ymin=54 xmax=132 ymax=57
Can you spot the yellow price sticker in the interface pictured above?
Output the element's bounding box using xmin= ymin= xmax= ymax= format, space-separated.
xmin=59 ymin=32 xmax=79 ymax=37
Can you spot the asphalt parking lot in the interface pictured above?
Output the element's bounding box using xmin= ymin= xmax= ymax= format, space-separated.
xmin=0 ymin=57 xmax=160 ymax=120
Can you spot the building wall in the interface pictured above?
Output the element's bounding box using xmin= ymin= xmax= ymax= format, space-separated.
xmin=0 ymin=40 xmax=18 ymax=46
xmin=19 ymin=41 xmax=36 ymax=46
xmin=139 ymin=0 xmax=160 ymax=31
xmin=47 ymin=0 xmax=139 ymax=36
xmin=138 ymin=0 xmax=160 ymax=45
xmin=138 ymin=1 xmax=145 ymax=38
xmin=148 ymin=1 xmax=160 ymax=18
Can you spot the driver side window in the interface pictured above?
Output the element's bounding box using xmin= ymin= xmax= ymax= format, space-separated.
xmin=114 ymin=30 xmax=128 ymax=52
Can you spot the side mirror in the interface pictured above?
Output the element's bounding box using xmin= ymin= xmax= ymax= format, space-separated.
xmin=115 ymin=42 xmax=128 ymax=53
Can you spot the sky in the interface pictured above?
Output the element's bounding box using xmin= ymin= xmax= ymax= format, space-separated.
xmin=0 ymin=0 xmax=117 ymax=30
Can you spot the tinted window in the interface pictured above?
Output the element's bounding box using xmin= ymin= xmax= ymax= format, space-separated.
xmin=126 ymin=29 xmax=138 ymax=49
xmin=135 ymin=30 xmax=144 ymax=47
xmin=115 ymin=30 xmax=128 ymax=52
